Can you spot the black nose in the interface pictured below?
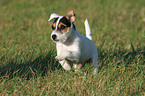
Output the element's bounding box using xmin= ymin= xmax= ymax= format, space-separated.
xmin=52 ymin=34 xmax=57 ymax=40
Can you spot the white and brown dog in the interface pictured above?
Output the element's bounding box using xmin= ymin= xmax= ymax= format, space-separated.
xmin=48 ymin=10 xmax=98 ymax=73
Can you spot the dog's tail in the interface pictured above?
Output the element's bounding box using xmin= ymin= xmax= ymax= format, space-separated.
xmin=84 ymin=19 xmax=92 ymax=40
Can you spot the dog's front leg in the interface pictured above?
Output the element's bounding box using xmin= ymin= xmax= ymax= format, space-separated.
xmin=59 ymin=60 xmax=71 ymax=70
xmin=55 ymin=56 xmax=71 ymax=70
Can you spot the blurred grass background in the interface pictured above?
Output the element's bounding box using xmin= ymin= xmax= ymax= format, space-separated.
xmin=0 ymin=0 xmax=145 ymax=95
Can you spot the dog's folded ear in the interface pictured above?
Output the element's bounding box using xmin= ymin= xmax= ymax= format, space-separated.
xmin=48 ymin=13 xmax=60 ymax=21
xmin=65 ymin=10 xmax=76 ymax=23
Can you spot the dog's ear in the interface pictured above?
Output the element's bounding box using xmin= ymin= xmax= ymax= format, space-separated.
xmin=65 ymin=10 xmax=75 ymax=23
xmin=48 ymin=13 xmax=60 ymax=21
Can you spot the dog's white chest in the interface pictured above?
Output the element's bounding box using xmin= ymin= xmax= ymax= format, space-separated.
xmin=56 ymin=41 xmax=80 ymax=62
xmin=57 ymin=42 xmax=78 ymax=54
xmin=57 ymin=43 xmax=67 ymax=54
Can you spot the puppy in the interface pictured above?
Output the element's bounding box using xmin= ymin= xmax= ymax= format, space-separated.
xmin=48 ymin=10 xmax=98 ymax=73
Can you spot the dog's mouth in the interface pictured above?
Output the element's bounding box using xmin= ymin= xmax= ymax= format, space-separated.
xmin=54 ymin=39 xmax=59 ymax=42
xmin=52 ymin=38 xmax=59 ymax=42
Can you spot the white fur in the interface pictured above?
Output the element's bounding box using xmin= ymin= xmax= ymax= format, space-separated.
xmin=48 ymin=13 xmax=60 ymax=21
xmin=85 ymin=19 xmax=92 ymax=40
xmin=48 ymin=14 xmax=99 ymax=73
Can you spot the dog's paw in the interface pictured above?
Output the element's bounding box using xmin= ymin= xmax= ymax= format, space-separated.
xmin=55 ymin=56 xmax=61 ymax=61
xmin=93 ymin=68 xmax=99 ymax=74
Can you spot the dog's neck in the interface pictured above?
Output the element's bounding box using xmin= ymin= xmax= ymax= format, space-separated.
xmin=61 ymin=23 xmax=78 ymax=45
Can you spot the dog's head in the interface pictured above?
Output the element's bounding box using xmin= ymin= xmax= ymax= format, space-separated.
xmin=48 ymin=10 xmax=76 ymax=43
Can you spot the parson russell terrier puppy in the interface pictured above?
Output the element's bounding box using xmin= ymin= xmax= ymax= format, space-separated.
xmin=48 ymin=10 xmax=98 ymax=73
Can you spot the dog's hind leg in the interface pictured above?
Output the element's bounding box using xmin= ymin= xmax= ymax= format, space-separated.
xmin=73 ymin=64 xmax=82 ymax=72
xmin=59 ymin=60 xmax=71 ymax=70
xmin=92 ymin=57 xmax=99 ymax=74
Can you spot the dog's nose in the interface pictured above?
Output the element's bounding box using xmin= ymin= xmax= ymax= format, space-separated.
xmin=52 ymin=34 xmax=57 ymax=40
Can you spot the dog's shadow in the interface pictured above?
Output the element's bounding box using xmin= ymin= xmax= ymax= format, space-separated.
xmin=0 ymin=51 xmax=62 ymax=80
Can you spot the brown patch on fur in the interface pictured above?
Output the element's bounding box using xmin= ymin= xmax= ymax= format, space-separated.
xmin=58 ymin=22 xmax=66 ymax=27
xmin=52 ymin=23 xmax=56 ymax=28
xmin=58 ymin=22 xmax=70 ymax=34
xmin=65 ymin=10 xmax=75 ymax=23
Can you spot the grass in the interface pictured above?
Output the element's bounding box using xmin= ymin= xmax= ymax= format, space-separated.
xmin=0 ymin=0 xmax=145 ymax=95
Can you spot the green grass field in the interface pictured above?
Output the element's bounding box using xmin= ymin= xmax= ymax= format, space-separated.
xmin=0 ymin=0 xmax=145 ymax=95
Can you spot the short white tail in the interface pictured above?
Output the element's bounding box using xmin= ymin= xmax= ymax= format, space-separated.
xmin=84 ymin=19 xmax=92 ymax=40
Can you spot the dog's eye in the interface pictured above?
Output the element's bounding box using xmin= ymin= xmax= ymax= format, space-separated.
xmin=60 ymin=25 xmax=66 ymax=30
xmin=51 ymin=25 xmax=55 ymax=30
